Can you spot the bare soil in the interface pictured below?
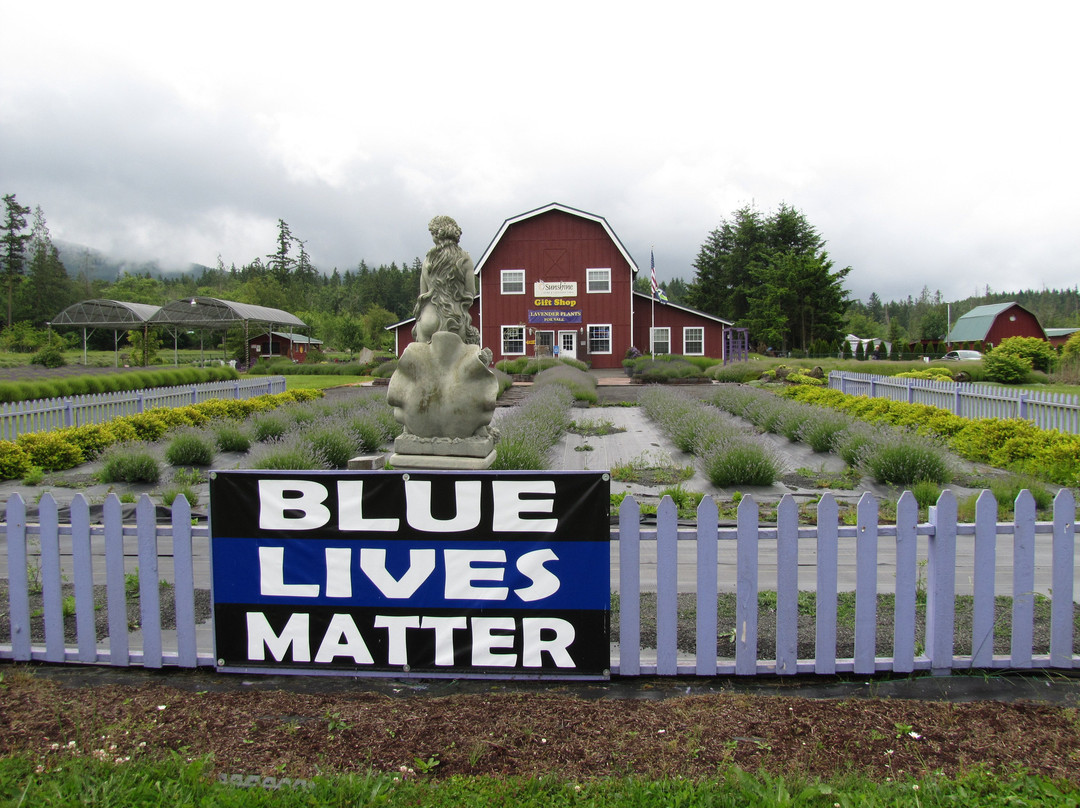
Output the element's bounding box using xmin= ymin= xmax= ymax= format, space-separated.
xmin=2 ymin=670 xmax=1079 ymax=784
xmin=4 ymin=376 xmax=1080 ymax=785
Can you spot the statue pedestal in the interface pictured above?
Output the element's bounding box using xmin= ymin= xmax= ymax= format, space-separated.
xmin=388 ymin=451 xmax=496 ymax=470
xmin=388 ymin=433 xmax=496 ymax=470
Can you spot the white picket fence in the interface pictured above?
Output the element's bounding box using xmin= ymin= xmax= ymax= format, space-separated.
xmin=0 ymin=377 xmax=288 ymax=441
xmin=829 ymin=371 xmax=1080 ymax=434
xmin=2 ymin=488 xmax=1076 ymax=676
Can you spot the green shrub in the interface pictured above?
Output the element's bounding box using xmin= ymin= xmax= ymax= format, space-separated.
xmin=992 ymin=336 xmax=1057 ymax=373
xmin=798 ymin=411 xmax=851 ymax=454
xmin=371 ymin=360 xmax=397 ymax=378
xmin=97 ymin=444 xmax=161 ymax=484
xmin=709 ymin=360 xmax=771 ymax=383
xmin=247 ymin=434 xmax=327 ymax=470
xmin=350 ymin=413 xmax=392 ymax=453
xmin=982 ymin=350 xmax=1032 ymax=384
xmin=860 ymin=435 xmax=951 ymax=486
xmin=213 ymin=423 xmax=252 ymax=453
xmin=162 ymin=486 xmax=199 ymax=508
xmin=30 ymin=343 xmax=66 ymax=368
xmin=165 ymin=430 xmax=216 ymax=467
xmin=911 ymin=479 xmax=942 ymax=509
xmin=702 ymin=438 xmax=783 ymax=487
xmin=0 ymin=441 xmax=33 ymax=480
xmin=533 ymin=364 xmax=598 ymax=403
xmin=252 ymin=413 xmax=290 ymax=442
xmin=305 ymin=421 xmax=357 ymax=469
xmin=492 ymin=386 xmax=573 ymax=470
xmin=15 ymin=432 xmax=84 ymax=471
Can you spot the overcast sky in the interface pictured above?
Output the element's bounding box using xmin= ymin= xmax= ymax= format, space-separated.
xmin=2 ymin=1 xmax=1077 ymax=306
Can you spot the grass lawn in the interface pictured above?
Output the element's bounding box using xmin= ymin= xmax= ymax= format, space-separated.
xmin=281 ymin=374 xmax=373 ymax=391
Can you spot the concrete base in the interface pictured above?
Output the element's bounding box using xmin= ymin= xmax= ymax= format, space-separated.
xmin=393 ymin=432 xmax=495 ymax=458
xmin=388 ymin=451 xmax=496 ymax=470
xmin=346 ymin=454 xmax=386 ymax=470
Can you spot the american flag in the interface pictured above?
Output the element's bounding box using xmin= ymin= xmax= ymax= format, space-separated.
xmin=650 ymin=250 xmax=658 ymax=296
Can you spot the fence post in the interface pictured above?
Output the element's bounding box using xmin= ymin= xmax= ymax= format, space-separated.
xmin=953 ymin=384 xmax=962 ymax=416
xmin=5 ymin=494 xmax=32 ymax=661
xmin=1050 ymin=489 xmax=1076 ymax=668
xmin=1018 ymin=393 xmax=1028 ymax=421
xmin=906 ymin=379 xmax=914 ymax=405
xmin=854 ymin=493 xmax=878 ymax=675
xmin=64 ymin=397 xmax=74 ymax=428
xmin=136 ymin=390 xmax=144 ymax=414
xmin=926 ymin=491 xmax=957 ymax=675
xmin=618 ymin=496 xmax=641 ymax=677
xmin=191 ymin=385 xmax=198 ymax=405
xmin=1010 ymin=490 xmax=1035 ymax=667
xmin=735 ymin=495 xmax=758 ymax=675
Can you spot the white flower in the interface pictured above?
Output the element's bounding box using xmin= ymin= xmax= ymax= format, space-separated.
xmin=908 ymin=731 xmax=922 ymax=740
xmin=156 ymin=705 xmax=167 ymax=711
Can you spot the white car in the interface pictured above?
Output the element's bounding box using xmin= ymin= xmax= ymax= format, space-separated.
xmin=942 ymin=350 xmax=983 ymax=361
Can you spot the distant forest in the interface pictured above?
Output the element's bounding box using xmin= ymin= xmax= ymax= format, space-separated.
xmin=4 ymin=200 xmax=1078 ymax=355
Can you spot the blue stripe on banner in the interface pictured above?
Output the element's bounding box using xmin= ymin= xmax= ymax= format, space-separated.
xmin=212 ymin=537 xmax=610 ymax=610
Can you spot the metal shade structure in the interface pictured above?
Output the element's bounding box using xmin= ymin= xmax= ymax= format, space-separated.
xmin=50 ymin=299 xmax=162 ymax=366
xmin=148 ymin=297 xmax=308 ymax=366
xmin=52 ymin=297 xmax=308 ymax=367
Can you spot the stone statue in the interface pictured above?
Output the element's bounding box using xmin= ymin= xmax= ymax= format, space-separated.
xmin=386 ymin=215 xmax=498 ymax=469
xmin=412 ymin=215 xmax=480 ymax=346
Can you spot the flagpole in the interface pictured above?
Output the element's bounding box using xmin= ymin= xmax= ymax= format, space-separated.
xmin=650 ymin=247 xmax=655 ymax=357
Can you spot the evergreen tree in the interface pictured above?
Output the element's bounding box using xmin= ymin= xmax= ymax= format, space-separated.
xmin=1 ymin=193 xmax=32 ymax=326
xmin=266 ymin=219 xmax=296 ymax=283
xmin=18 ymin=206 xmax=74 ymax=325
xmin=688 ymin=203 xmax=850 ymax=352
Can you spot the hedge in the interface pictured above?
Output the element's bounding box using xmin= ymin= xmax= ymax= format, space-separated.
xmin=0 ymin=389 xmax=323 ymax=481
xmin=777 ymin=385 xmax=1080 ymax=486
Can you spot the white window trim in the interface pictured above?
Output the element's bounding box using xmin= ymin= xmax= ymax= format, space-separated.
xmin=683 ymin=326 xmax=705 ymax=356
xmin=501 ymin=325 xmax=526 ymax=355
xmin=501 ymin=269 xmax=525 ymax=295
xmin=651 ymin=326 xmax=670 ymax=355
xmin=586 ymin=267 xmax=611 ymax=294
xmin=587 ymin=323 xmax=612 ymax=355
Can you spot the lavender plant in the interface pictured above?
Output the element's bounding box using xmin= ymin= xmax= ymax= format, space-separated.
xmin=492 ymin=386 xmax=574 ymax=469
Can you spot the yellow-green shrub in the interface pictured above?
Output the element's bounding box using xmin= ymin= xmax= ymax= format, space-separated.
xmin=896 ymin=367 xmax=954 ymax=380
xmin=0 ymin=441 xmax=32 ymax=479
xmin=786 ymin=372 xmax=825 ymax=386
xmin=16 ymin=431 xmax=84 ymax=471
xmin=61 ymin=423 xmax=117 ymax=460
xmin=123 ymin=412 xmax=171 ymax=441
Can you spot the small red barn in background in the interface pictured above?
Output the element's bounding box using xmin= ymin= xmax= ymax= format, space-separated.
xmin=389 ymin=203 xmax=732 ymax=369
xmin=248 ymin=331 xmax=322 ymax=363
xmin=946 ymin=302 xmax=1046 ymax=348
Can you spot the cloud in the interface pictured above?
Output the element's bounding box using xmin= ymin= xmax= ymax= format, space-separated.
xmin=1 ymin=1 xmax=1078 ymax=307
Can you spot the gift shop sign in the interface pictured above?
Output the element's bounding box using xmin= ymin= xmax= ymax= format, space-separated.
xmin=210 ymin=471 xmax=610 ymax=679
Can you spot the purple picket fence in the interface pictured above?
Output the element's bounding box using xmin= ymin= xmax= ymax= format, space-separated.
xmin=2 ymin=488 xmax=1077 ymax=676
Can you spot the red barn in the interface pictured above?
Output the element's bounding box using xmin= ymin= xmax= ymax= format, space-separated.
xmin=946 ymin=302 xmax=1047 ymax=349
xmin=390 ymin=203 xmax=732 ymax=369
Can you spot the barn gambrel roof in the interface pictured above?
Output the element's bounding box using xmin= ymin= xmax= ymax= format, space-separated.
xmin=947 ymin=302 xmax=1036 ymax=343
xmin=473 ymin=203 xmax=640 ymax=277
